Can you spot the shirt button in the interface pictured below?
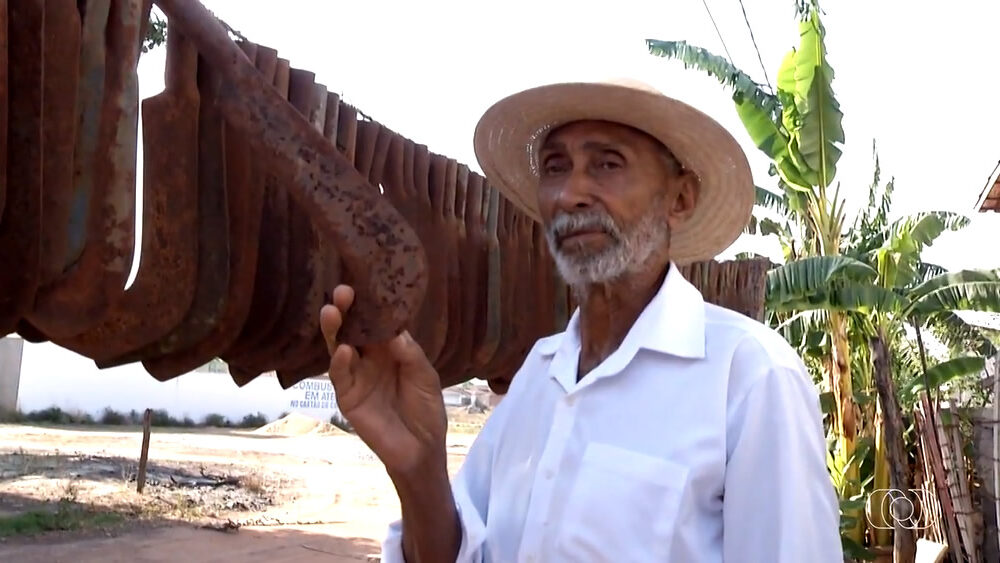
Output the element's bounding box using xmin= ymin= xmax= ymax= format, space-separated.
xmin=545 ymin=469 xmax=554 ymax=479
xmin=566 ymin=396 xmax=576 ymax=407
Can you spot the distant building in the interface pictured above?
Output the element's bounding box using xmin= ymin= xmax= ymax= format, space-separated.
xmin=442 ymin=388 xmax=471 ymax=407
xmin=975 ymin=165 xmax=1000 ymax=213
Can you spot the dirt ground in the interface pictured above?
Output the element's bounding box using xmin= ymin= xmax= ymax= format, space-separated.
xmin=0 ymin=409 xmax=486 ymax=562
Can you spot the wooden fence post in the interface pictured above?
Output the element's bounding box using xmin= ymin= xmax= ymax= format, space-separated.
xmin=678 ymin=258 xmax=772 ymax=322
xmin=137 ymin=408 xmax=152 ymax=494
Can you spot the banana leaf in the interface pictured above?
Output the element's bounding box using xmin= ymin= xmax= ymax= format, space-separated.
xmin=769 ymin=282 xmax=902 ymax=315
xmin=887 ymin=211 xmax=969 ymax=252
xmin=883 ymin=212 xmax=969 ymax=288
xmin=908 ymin=281 xmax=1000 ymax=317
xmin=907 ymin=269 xmax=1000 ymax=305
xmin=646 ymin=39 xmax=778 ymax=117
xmin=790 ymin=10 xmax=844 ymax=188
xmin=904 ymin=356 xmax=986 ymax=396
xmin=927 ymin=311 xmax=997 ymax=357
xmin=755 ymin=185 xmax=789 ymax=216
xmin=766 ymin=255 xmax=877 ymax=305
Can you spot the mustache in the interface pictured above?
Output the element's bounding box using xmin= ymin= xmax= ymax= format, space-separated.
xmin=547 ymin=210 xmax=621 ymax=242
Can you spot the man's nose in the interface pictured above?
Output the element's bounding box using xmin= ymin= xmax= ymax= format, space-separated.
xmin=555 ymin=167 xmax=596 ymax=212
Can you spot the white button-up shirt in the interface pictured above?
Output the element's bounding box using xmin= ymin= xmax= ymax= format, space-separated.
xmin=381 ymin=264 xmax=843 ymax=562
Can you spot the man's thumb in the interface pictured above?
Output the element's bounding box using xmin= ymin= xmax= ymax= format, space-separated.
xmin=388 ymin=331 xmax=432 ymax=370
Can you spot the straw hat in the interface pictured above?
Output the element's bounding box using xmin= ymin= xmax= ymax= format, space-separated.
xmin=472 ymin=78 xmax=754 ymax=265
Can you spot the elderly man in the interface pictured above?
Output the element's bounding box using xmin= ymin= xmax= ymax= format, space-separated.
xmin=320 ymin=79 xmax=843 ymax=562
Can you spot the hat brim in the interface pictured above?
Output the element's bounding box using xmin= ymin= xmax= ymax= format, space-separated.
xmin=472 ymin=81 xmax=754 ymax=265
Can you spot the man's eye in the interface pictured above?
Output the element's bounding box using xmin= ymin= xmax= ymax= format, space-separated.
xmin=599 ymin=160 xmax=622 ymax=170
xmin=542 ymin=159 xmax=568 ymax=175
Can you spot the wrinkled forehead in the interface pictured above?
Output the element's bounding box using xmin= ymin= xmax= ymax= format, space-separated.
xmin=538 ymin=119 xmax=683 ymax=170
xmin=540 ymin=119 xmax=657 ymax=149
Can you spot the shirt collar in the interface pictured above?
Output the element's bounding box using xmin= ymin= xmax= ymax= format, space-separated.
xmin=536 ymin=262 xmax=707 ymax=361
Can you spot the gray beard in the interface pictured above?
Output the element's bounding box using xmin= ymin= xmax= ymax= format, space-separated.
xmin=545 ymin=199 xmax=670 ymax=291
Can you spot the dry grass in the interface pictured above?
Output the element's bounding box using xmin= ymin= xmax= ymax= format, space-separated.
xmin=237 ymin=472 xmax=270 ymax=496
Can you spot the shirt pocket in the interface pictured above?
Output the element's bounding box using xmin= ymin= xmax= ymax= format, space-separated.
xmin=553 ymin=441 xmax=689 ymax=561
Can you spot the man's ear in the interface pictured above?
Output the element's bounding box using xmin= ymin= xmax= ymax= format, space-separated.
xmin=666 ymin=171 xmax=700 ymax=225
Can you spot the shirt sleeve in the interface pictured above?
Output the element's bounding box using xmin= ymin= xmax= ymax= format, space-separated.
xmin=723 ymin=337 xmax=844 ymax=563
xmin=379 ymin=389 xmax=514 ymax=563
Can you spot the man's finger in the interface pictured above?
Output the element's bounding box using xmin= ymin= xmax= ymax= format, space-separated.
xmin=327 ymin=343 xmax=359 ymax=391
xmin=387 ymin=331 xmax=438 ymax=384
xmin=319 ymin=304 xmax=343 ymax=356
xmin=332 ymin=284 xmax=355 ymax=311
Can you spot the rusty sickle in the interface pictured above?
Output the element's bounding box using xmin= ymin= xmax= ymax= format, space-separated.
xmin=0 ymin=0 xmax=43 ymax=335
xmin=140 ymin=40 xmax=267 ymax=381
xmin=50 ymin=6 xmax=198 ymax=363
xmin=0 ymin=0 xmax=8 ymax=220
xmin=37 ymin=0 xmax=82 ymax=288
xmin=28 ymin=0 xmax=143 ymax=339
xmin=153 ymin=0 xmax=427 ymax=346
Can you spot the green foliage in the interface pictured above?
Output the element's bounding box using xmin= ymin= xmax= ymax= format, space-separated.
xmin=0 ymin=503 xmax=124 ymax=538
xmin=927 ymin=312 xmax=998 ymax=358
xmin=654 ymin=6 xmax=844 ymax=194
xmin=652 ymin=0 xmax=999 ymax=554
xmin=908 ymin=277 xmax=1000 ymax=317
xmin=142 ymin=12 xmax=167 ymax=54
xmin=99 ymin=408 xmax=128 ymax=425
xmin=22 ymin=407 xmax=94 ymax=425
xmin=888 ymin=212 xmax=969 ymax=252
xmin=911 ymin=262 xmax=949 ymax=288
xmin=649 ymin=2 xmax=848 ymax=283
xmin=826 ymin=284 xmax=905 ymax=315
xmin=754 ymin=185 xmax=791 ymax=217
xmin=646 ymin=40 xmax=805 ymax=192
xmin=149 ymin=409 xmax=178 ymax=427
xmin=827 ymin=435 xmax=874 ymax=497
xmin=794 ymin=0 xmax=820 ymax=20
xmin=238 ymin=412 xmax=269 ymax=429
xmin=8 ymin=406 xmax=267 ymax=430
xmin=646 ymin=40 xmax=778 ymax=118
xmin=765 ymin=255 xmax=909 ymax=318
xmin=903 ymin=356 xmax=985 ymax=397
xmin=841 ymin=535 xmax=877 ymax=561
xmin=766 ymin=256 xmax=876 ymax=305
xmin=845 ymin=143 xmax=893 ymax=256
xmin=788 ymin=10 xmax=844 ymax=188
xmin=873 ymin=212 xmax=970 ymax=289
xmin=202 ymin=413 xmax=231 ymax=427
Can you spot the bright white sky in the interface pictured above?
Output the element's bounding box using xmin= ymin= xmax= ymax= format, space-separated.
xmin=134 ymin=0 xmax=1000 ymax=277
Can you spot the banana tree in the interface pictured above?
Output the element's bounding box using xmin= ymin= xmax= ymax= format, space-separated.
xmin=767 ymin=251 xmax=1000 ymax=552
xmin=758 ymin=133 xmax=1000 ymax=553
xmin=649 ymin=1 xmax=1000 ymax=553
xmin=843 ymin=150 xmax=997 ymax=393
xmin=648 ymin=0 xmax=866 ymax=542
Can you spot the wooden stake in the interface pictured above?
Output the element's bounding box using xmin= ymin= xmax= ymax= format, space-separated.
xmin=915 ymin=402 xmax=964 ymax=562
xmin=871 ymin=332 xmax=916 ymax=563
xmin=991 ymin=353 xmax=1000 ymax=562
xmin=137 ymin=408 xmax=152 ymax=494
